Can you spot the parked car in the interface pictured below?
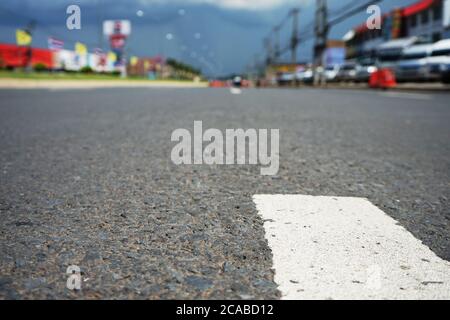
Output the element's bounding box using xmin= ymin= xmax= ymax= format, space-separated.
xmin=336 ymin=62 xmax=358 ymax=82
xmin=376 ymin=36 xmax=418 ymax=69
xmin=442 ymin=64 xmax=450 ymax=84
xmin=324 ymin=65 xmax=340 ymax=82
xmin=296 ymin=68 xmax=314 ymax=84
xmin=232 ymin=76 xmax=242 ymax=87
xmin=395 ymin=44 xmax=433 ymax=82
xmin=355 ymin=60 xmax=377 ymax=83
xmin=428 ymin=39 xmax=450 ymax=83
xmin=277 ymin=72 xmax=295 ymax=86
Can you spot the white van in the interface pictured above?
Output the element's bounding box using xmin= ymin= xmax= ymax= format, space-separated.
xmin=395 ymin=44 xmax=433 ymax=82
xmin=377 ymin=37 xmax=418 ymax=69
xmin=428 ymin=39 xmax=450 ymax=83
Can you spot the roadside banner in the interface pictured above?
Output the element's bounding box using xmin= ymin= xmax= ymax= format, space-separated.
xmin=16 ymin=29 xmax=32 ymax=46
xmin=103 ymin=20 xmax=131 ymax=36
xmin=55 ymin=50 xmax=80 ymax=71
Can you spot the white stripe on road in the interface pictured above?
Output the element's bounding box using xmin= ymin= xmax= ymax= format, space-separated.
xmin=378 ymin=91 xmax=432 ymax=100
xmin=230 ymin=88 xmax=242 ymax=95
xmin=253 ymin=195 xmax=450 ymax=300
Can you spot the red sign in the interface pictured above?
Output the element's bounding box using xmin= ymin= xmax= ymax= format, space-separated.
xmin=109 ymin=34 xmax=127 ymax=49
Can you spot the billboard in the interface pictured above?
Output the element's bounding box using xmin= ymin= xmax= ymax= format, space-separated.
xmin=324 ymin=47 xmax=346 ymax=67
xmin=103 ymin=20 xmax=131 ymax=36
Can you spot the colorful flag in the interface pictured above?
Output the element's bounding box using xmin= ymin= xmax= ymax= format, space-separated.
xmin=130 ymin=56 xmax=138 ymax=66
xmin=75 ymin=42 xmax=87 ymax=55
xmin=48 ymin=37 xmax=64 ymax=50
xmin=16 ymin=29 xmax=32 ymax=46
xmin=107 ymin=51 xmax=117 ymax=63
xmin=94 ymin=48 xmax=103 ymax=55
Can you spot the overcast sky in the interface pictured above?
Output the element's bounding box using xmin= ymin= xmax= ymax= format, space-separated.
xmin=0 ymin=0 xmax=417 ymax=76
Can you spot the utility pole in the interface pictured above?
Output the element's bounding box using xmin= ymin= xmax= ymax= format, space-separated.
xmin=314 ymin=0 xmax=328 ymax=84
xmin=290 ymin=8 xmax=300 ymax=67
xmin=253 ymin=53 xmax=261 ymax=78
xmin=24 ymin=20 xmax=36 ymax=72
xmin=312 ymin=0 xmax=383 ymax=85
xmin=264 ymin=37 xmax=273 ymax=67
xmin=273 ymin=25 xmax=280 ymax=65
xmin=97 ymin=0 xmax=104 ymax=50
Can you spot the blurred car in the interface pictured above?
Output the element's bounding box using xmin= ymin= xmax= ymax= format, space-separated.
xmin=355 ymin=61 xmax=377 ymax=83
xmin=296 ymin=68 xmax=314 ymax=84
xmin=277 ymin=72 xmax=295 ymax=86
xmin=441 ymin=64 xmax=450 ymax=84
xmin=376 ymin=36 xmax=418 ymax=69
xmin=428 ymin=39 xmax=450 ymax=83
xmin=395 ymin=44 xmax=433 ymax=82
xmin=232 ymin=76 xmax=242 ymax=87
xmin=324 ymin=65 xmax=340 ymax=82
xmin=336 ymin=62 xmax=358 ymax=82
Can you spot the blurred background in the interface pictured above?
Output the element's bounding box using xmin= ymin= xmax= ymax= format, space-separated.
xmin=0 ymin=0 xmax=449 ymax=86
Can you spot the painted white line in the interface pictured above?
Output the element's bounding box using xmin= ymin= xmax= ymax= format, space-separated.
xmin=230 ymin=87 xmax=242 ymax=95
xmin=378 ymin=91 xmax=432 ymax=100
xmin=253 ymin=195 xmax=450 ymax=300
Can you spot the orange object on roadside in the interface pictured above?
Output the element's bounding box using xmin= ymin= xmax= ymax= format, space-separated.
xmin=369 ymin=68 xmax=397 ymax=89
xmin=209 ymin=80 xmax=227 ymax=88
xmin=369 ymin=70 xmax=380 ymax=88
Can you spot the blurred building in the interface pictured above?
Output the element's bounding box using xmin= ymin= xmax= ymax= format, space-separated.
xmin=323 ymin=40 xmax=346 ymax=67
xmin=345 ymin=0 xmax=450 ymax=60
xmin=264 ymin=62 xmax=306 ymax=82
xmin=127 ymin=56 xmax=201 ymax=80
xmin=127 ymin=56 xmax=166 ymax=79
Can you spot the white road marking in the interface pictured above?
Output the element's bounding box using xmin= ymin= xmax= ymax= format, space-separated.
xmin=378 ymin=91 xmax=432 ymax=100
xmin=253 ymin=195 xmax=450 ymax=300
xmin=47 ymin=88 xmax=96 ymax=91
xmin=230 ymin=87 xmax=242 ymax=95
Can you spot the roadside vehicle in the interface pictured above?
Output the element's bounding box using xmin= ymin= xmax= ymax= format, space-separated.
xmin=296 ymin=68 xmax=314 ymax=84
xmin=324 ymin=65 xmax=340 ymax=82
xmin=232 ymin=76 xmax=242 ymax=87
xmin=395 ymin=44 xmax=433 ymax=82
xmin=355 ymin=60 xmax=377 ymax=83
xmin=336 ymin=62 xmax=358 ymax=82
xmin=428 ymin=39 xmax=450 ymax=83
xmin=441 ymin=64 xmax=450 ymax=83
xmin=376 ymin=37 xmax=418 ymax=69
xmin=277 ymin=72 xmax=295 ymax=86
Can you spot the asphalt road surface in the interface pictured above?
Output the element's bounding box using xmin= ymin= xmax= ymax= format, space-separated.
xmin=0 ymin=87 xmax=449 ymax=299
